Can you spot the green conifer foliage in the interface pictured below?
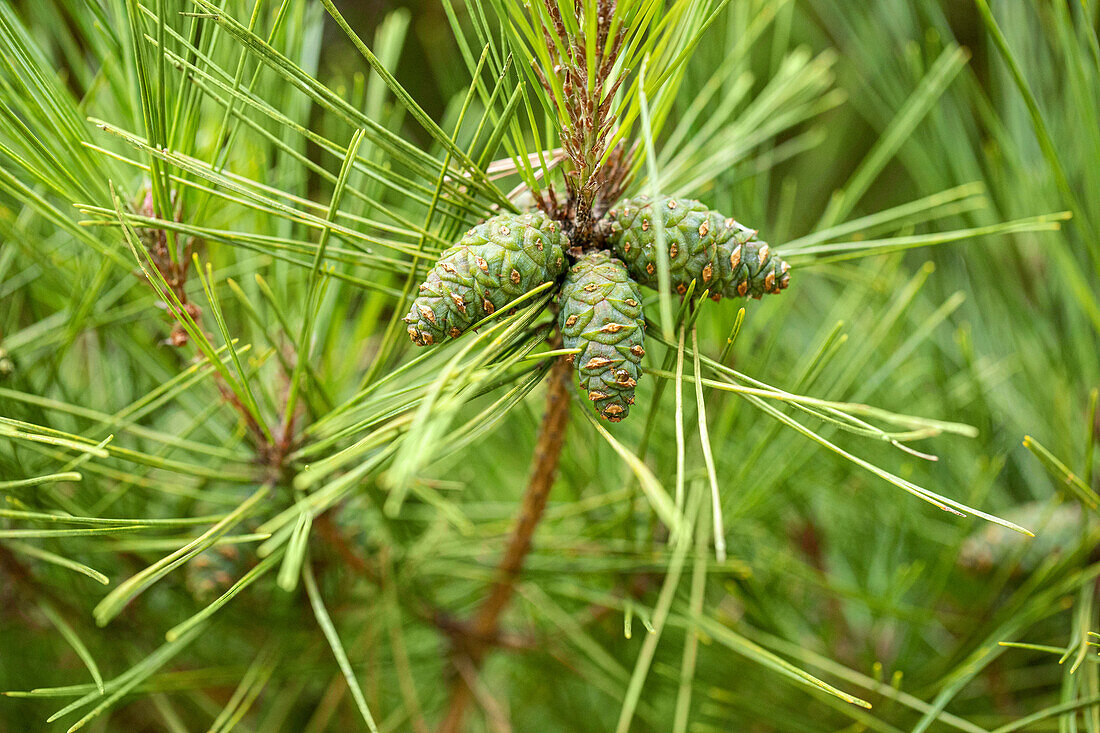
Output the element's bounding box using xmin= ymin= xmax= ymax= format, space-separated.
xmin=559 ymin=250 xmax=646 ymax=422
xmin=405 ymin=212 xmax=568 ymax=345
xmin=606 ymin=195 xmax=791 ymax=299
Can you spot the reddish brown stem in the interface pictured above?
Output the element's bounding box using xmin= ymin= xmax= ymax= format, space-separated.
xmin=437 ymin=356 xmax=572 ymax=733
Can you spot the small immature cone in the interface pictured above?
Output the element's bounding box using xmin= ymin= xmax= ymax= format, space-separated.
xmin=405 ymin=212 xmax=568 ymax=346
xmin=606 ymin=195 xmax=790 ymax=300
xmin=559 ymin=250 xmax=646 ymax=422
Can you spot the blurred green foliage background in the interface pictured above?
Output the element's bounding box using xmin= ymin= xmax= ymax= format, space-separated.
xmin=0 ymin=1 xmax=1098 ymax=731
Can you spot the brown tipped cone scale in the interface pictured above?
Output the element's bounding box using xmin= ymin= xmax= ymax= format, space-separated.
xmin=405 ymin=212 xmax=569 ymax=345
xmin=559 ymin=250 xmax=646 ymax=422
xmin=606 ymin=195 xmax=790 ymax=300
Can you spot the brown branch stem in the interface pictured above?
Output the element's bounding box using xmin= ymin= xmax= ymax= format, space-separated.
xmin=437 ymin=355 xmax=573 ymax=733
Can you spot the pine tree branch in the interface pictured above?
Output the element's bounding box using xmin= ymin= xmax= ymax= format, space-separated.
xmin=437 ymin=354 xmax=572 ymax=733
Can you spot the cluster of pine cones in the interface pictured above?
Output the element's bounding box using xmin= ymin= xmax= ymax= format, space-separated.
xmin=404 ymin=196 xmax=791 ymax=422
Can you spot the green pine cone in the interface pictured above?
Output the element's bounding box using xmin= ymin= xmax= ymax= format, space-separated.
xmin=559 ymin=251 xmax=646 ymax=422
xmin=405 ymin=212 xmax=568 ymax=345
xmin=606 ymin=196 xmax=790 ymax=300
